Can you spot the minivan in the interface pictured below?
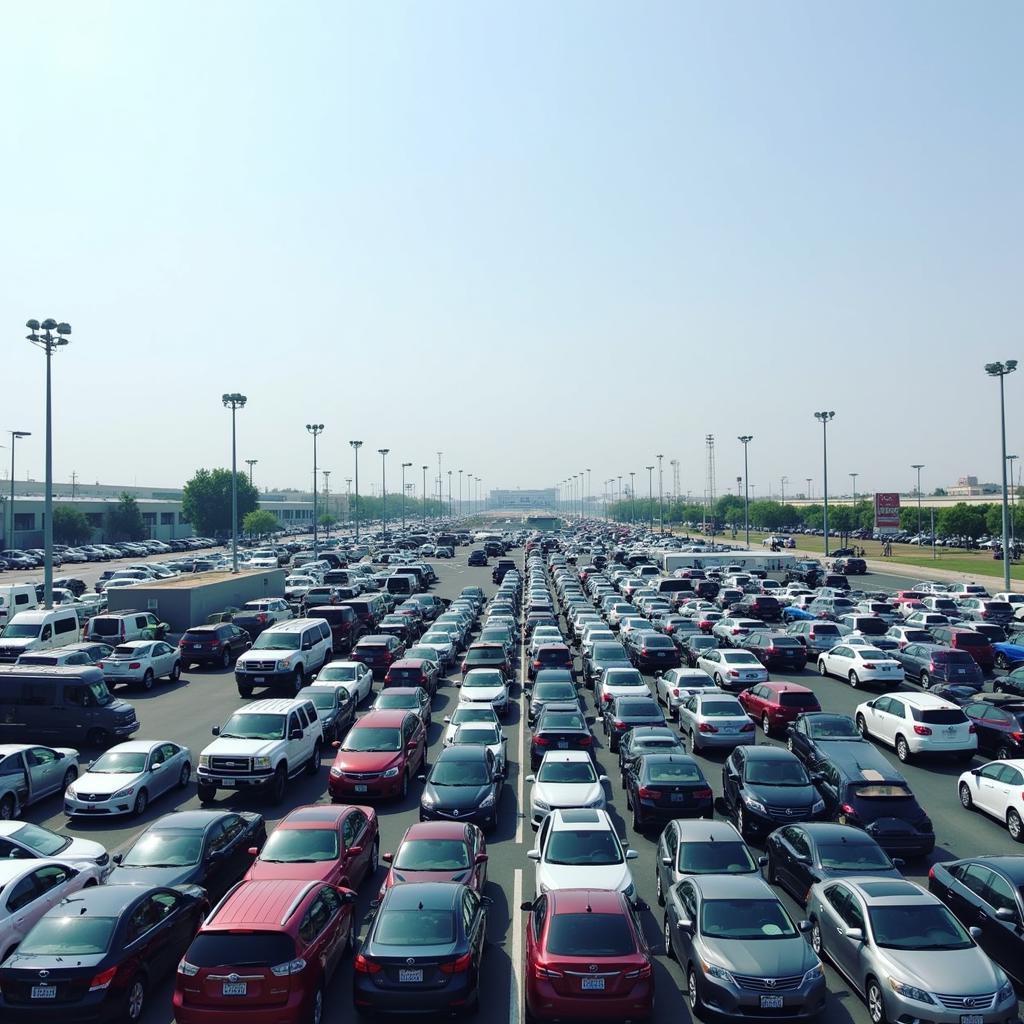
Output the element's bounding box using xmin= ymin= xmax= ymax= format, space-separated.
xmin=0 ymin=608 xmax=81 ymax=663
xmin=385 ymin=573 xmax=415 ymax=597
xmin=0 ymin=665 xmax=140 ymax=746
xmin=338 ymin=595 xmax=386 ymax=632
xmin=0 ymin=585 xmax=38 ymax=628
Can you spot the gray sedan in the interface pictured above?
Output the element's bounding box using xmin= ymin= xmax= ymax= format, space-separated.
xmin=654 ymin=818 xmax=761 ymax=908
xmin=677 ymin=692 xmax=756 ymax=754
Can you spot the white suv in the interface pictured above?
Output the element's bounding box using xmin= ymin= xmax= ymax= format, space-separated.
xmin=197 ymin=697 xmax=323 ymax=804
xmin=234 ymin=618 xmax=333 ymax=697
xmin=855 ymin=691 xmax=977 ymax=764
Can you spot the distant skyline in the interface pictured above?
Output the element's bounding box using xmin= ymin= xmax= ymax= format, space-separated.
xmin=3 ymin=2 xmax=1021 ymax=499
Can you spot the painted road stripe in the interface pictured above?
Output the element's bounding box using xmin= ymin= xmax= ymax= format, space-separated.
xmin=510 ymin=868 xmax=523 ymax=1024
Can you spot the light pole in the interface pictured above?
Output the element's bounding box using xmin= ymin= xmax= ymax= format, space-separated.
xmin=447 ymin=470 xmax=453 ymax=518
xmin=378 ymin=449 xmax=390 ymax=538
xmin=781 ymin=476 xmax=788 ymax=504
xmin=422 ymin=466 xmax=428 ymax=525
xmin=657 ymin=454 xmax=664 ymax=533
xmin=349 ymin=440 xmax=363 ymax=543
xmin=26 ymin=319 xmax=71 ymax=608
xmin=6 ymin=431 xmax=30 ymax=552
xmin=814 ymin=411 xmax=836 ymax=557
xmin=458 ymin=469 xmax=463 ymax=518
xmin=245 ymin=459 xmax=258 ymax=486
xmin=911 ymin=465 xmax=924 ymax=535
xmin=1009 ymin=455 xmax=1019 ymax=550
xmin=738 ymin=435 xmax=753 ymax=546
xmin=646 ymin=465 xmax=654 ymax=530
xmin=849 ymin=473 xmax=858 ymax=507
xmin=322 ymin=470 xmax=331 ymax=537
xmin=587 ymin=468 xmax=592 ymax=519
xmin=806 ymin=478 xmax=812 ymax=500
xmin=345 ymin=479 xmax=352 ymax=526
xmin=223 ymin=394 xmax=247 ymax=572
xmin=401 ymin=462 xmax=412 ymax=530
xmin=437 ymin=452 xmax=443 ymax=519
xmin=305 ymin=423 xmax=324 ymax=554
xmin=629 ymin=472 xmax=636 ymax=523
xmin=986 ymin=360 xmax=1018 ymax=590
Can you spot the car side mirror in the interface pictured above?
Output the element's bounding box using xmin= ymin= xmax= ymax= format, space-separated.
xmin=332 ymin=740 xmax=341 ymax=748
xmin=661 ymin=856 xmax=672 ymax=866
xmin=475 ymin=853 xmax=488 ymax=864
xmin=996 ymin=907 xmax=1017 ymax=922
xmin=844 ymin=926 xmax=863 ymax=941
xmin=290 ymin=729 xmax=303 ymax=740
xmin=527 ymin=850 xmax=541 ymax=861
xmin=247 ymin=846 xmax=259 ymax=856
xmin=677 ymin=918 xmax=694 ymax=933
xmin=795 ymin=853 xmax=811 ymax=864
xmin=416 ymin=773 xmax=426 ymax=782
xmin=347 ymin=846 xmax=362 ymax=858
xmin=598 ymin=774 xmax=609 ymax=784
xmin=520 ymin=900 xmax=534 ymax=912
xmin=211 ymin=726 xmax=220 ymax=736
xmin=112 ymin=853 xmax=123 ymax=864
xmin=758 ymin=855 xmax=769 ymax=867
xmin=625 ymin=849 xmax=638 ymax=860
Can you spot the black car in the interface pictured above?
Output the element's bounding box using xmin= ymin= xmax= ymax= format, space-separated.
xmin=929 ymin=683 xmax=985 ymax=705
xmin=53 ymin=576 xmax=87 ymax=597
xmin=961 ymin=695 xmax=1024 ymax=760
xmin=994 ymin=666 xmax=1024 ymax=696
xmin=528 ymin=643 xmax=575 ymax=681
xmin=529 ymin=704 xmax=593 ymax=768
xmin=108 ymin=810 xmax=266 ymax=902
xmin=624 ymin=752 xmax=712 ymax=829
xmin=891 ymin=642 xmax=984 ymax=689
xmin=785 ymin=712 xmax=867 ymax=767
xmin=624 ymin=630 xmax=681 ymax=672
xmin=721 ymin=746 xmax=827 ymax=840
xmin=467 ymin=550 xmax=488 ymax=566
xmin=418 ymin=746 xmax=502 ymax=831
xmin=928 ymin=856 xmax=1024 ymax=986
xmin=354 ymin=881 xmax=488 ymax=1015
xmin=617 ymin=725 xmax=685 ymax=782
xmin=785 ymin=561 xmax=823 ymax=585
xmin=298 ymin=684 xmax=357 ymax=742
xmin=0 ymin=882 xmax=208 ymax=1022
xmin=582 ymin=641 xmax=632 ymax=689
xmin=527 ymin=674 xmax=581 ymax=725
xmin=177 ymin=623 xmax=252 ymax=670
xmin=831 ymin=557 xmax=867 ymax=575
xmin=765 ymin=822 xmax=902 ymax=905
xmin=735 ymin=595 xmax=783 ymax=622
xmin=601 ymin=695 xmax=666 ymax=753
xmin=738 ymin=631 xmax=808 ymax=671
xmin=679 ymin=634 xmax=719 ymax=667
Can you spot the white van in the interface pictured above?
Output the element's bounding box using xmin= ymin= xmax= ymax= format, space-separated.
xmin=0 ymin=585 xmax=39 ymax=628
xmin=0 ymin=607 xmax=82 ymax=663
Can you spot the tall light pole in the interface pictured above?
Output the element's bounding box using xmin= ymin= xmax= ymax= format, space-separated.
xmin=422 ymin=465 xmax=429 ymax=525
xmin=322 ymin=470 xmax=331 ymax=537
xmin=1009 ymin=455 xmax=1019 ymax=551
xmin=378 ymin=449 xmax=390 ymax=537
xmin=911 ymin=464 xmax=924 ymax=535
xmin=657 ymin=454 xmax=664 ymax=533
xmin=458 ymin=469 xmax=464 ymax=518
xmin=814 ymin=411 xmax=836 ymax=557
xmin=629 ymin=472 xmax=636 ymax=523
xmin=345 ymin=479 xmax=352 ymax=527
xmin=986 ymin=360 xmax=1018 ymax=590
xmin=401 ymin=462 xmax=412 ymax=530
xmin=223 ymin=394 xmax=247 ymax=572
xmin=781 ymin=476 xmax=788 ymax=504
xmin=849 ymin=472 xmax=858 ymax=506
xmin=6 ymin=431 xmax=30 ymax=552
xmin=26 ymin=319 xmax=71 ymax=608
xmin=436 ymin=452 xmax=443 ymax=519
xmin=738 ymin=436 xmax=753 ymax=546
xmin=646 ymin=465 xmax=654 ymax=530
xmin=587 ymin=468 xmax=592 ymax=518
xmin=447 ymin=470 xmax=453 ymax=518
xmin=806 ymin=478 xmax=812 ymax=500
xmin=245 ymin=459 xmax=258 ymax=486
xmin=305 ymin=423 xmax=324 ymax=554
xmin=348 ymin=440 xmax=363 ymax=543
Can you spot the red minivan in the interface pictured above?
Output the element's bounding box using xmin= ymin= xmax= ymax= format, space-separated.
xmin=328 ymin=709 xmax=427 ymax=801
xmin=173 ymin=878 xmax=356 ymax=1024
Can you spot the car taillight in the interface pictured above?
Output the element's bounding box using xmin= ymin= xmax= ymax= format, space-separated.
xmin=625 ymin=961 xmax=653 ymax=980
xmin=913 ymin=725 xmax=932 ymax=736
xmin=96 ymin=661 xmax=105 ymax=668
xmin=257 ymin=612 xmax=268 ymax=623
xmin=699 ymin=722 xmax=718 ymax=733
xmin=579 ymin=735 xmax=592 ymax=746
xmin=89 ymin=966 xmax=118 ymax=992
xmin=441 ymin=953 xmax=473 ymax=974
xmin=460 ymin=662 xmax=468 ymax=674
xmin=534 ymin=737 xmax=550 ymax=746
xmin=731 ymin=628 xmax=740 ymax=635
xmin=808 ymin=631 xmax=816 ymax=639
xmin=672 ymin=688 xmax=680 ymax=697
xmin=740 ymin=722 xmax=755 ymax=731
xmin=729 ymin=670 xmax=739 ymax=677
xmin=129 ymin=662 xmax=141 ymax=670
xmin=354 ymin=953 xmax=381 ymax=974
xmin=928 ymin=866 xmax=936 ymax=881
xmin=1012 ymin=731 xmax=1024 ymax=742
xmin=637 ymin=787 xmax=656 ymax=799
xmin=863 ymin=662 xmax=876 ymax=670
xmin=533 ymin=660 xmax=542 ymax=669
xmin=968 ymin=724 xmax=977 ymax=733
xmin=613 ymin=720 xmax=626 ymax=729
xmin=766 ymin=647 xmax=777 ymax=655
xmin=840 ymin=803 xmax=858 ymax=819
xmin=982 ymin=611 xmax=990 ymax=619
xmin=640 ymin=648 xmax=649 ymax=656
xmin=384 ymin=673 xmax=392 ymax=684
xmin=694 ymin=787 xmax=713 ymax=799
xmin=178 ymin=639 xmax=186 ymax=647
xmin=535 ymin=964 xmax=563 ymax=979
xmin=602 ymin=692 xmax=612 ymax=702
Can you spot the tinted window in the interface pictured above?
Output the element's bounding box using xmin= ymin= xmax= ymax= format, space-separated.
xmin=546 ymin=913 xmax=635 ymax=956
xmin=778 ymin=692 xmax=819 ymax=708
xmin=914 ymin=708 xmax=966 ymax=725
xmin=376 ymin=909 xmax=455 ymax=945
xmin=188 ymin=931 xmax=295 ymax=966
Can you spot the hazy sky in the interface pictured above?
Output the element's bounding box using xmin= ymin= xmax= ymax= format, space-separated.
xmin=3 ymin=2 xmax=1022 ymax=501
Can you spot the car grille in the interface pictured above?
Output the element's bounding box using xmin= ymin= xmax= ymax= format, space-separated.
xmin=341 ymin=770 xmax=382 ymax=781
xmin=0 ymin=647 xmax=22 ymax=662
xmin=210 ymin=756 xmax=252 ymax=773
xmin=935 ymin=993 xmax=996 ymax=1010
xmin=734 ymin=974 xmax=804 ymax=992
xmin=244 ymin=660 xmax=277 ymax=672
xmin=766 ymin=804 xmax=813 ymax=818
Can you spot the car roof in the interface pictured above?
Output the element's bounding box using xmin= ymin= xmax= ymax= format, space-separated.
xmin=236 ymin=698 xmax=309 ymax=715
xmin=401 ymin=821 xmax=473 ymax=842
xmin=389 ymin=659 xmax=429 ymax=669
xmin=98 ymin=740 xmax=164 ymax=754
xmin=145 ymin=810 xmax=237 ymax=832
xmin=690 ymin=874 xmax=774 ymax=900
xmin=762 ymin=682 xmax=814 ymax=694
xmin=843 ymin=878 xmax=930 ymax=904
xmin=743 ymin=745 xmax=800 ymax=761
xmin=538 ymin=749 xmax=593 ymax=764
xmin=894 ymin=691 xmax=959 ymax=708
xmin=53 ymin=882 xmax=155 ymax=916
xmin=350 ymin=709 xmax=410 ymax=727
xmin=550 ymin=808 xmax=610 ymax=829
xmin=277 ymin=804 xmax=359 ymax=828
xmin=211 ymin=878 xmax=320 ymax=928
xmin=826 ymin=743 xmax=906 ymax=781
xmin=384 ymin=881 xmax=463 ymax=911
xmin=547 ymin=888 xmax=629 ymax=915
xmin=261 ymin=619 xmax=321 ymax=632
xmin=795 ymin=822 xmax=882 ymax=843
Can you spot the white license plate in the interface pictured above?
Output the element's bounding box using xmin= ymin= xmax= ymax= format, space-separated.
xmin=253 ymin=676 xmax=265 ymax=683
xmin=582 ymin=977 xmax=605 ymax=990
xmin=222 ymin=982 xmax=247 ymax=996
xmin=557 ymin=741 xmax=568 ymax=749
xmin=192 ymin=643 xmax=203 ymax=649
xmin=721 ymin=723 xmax=738 ymax=732
xmin=355 ymin=784 xmax=368 ymax=792
xmin=760 ymin=995 xmax=784 ymax=1009
xmin=219 ymin=778 xmax=235 ymax=786
xmin=671 ymin=792 xmax=687 ymax=802
xmin=961 ymin=1016 xmax=984 ymax=1024
xmin=399 ymin=969 xmax=423 ymax=983
xmin=31 ymin=986 xmax=56 ymax=999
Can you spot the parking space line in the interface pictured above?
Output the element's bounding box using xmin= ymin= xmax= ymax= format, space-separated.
xmin=510 ymin=868 xmax=523 ymax=1024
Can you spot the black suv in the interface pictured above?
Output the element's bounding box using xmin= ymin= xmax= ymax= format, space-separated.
xmin=831 ymin=557 xmax=867 ymax=575
xmin=785 ymin=561 xmax=823 ymax=585
xmin=623 ymin=630 xmax=681 ymax=672
xmin=736 ymin=595 xmax=783 ymax=622
xmin=961 ymin=695 xmax=1024 ymax=760
xmin=178 ymin=623 xmax=252 ymax=669
xmin=467 ymin=550 xmax=488 ymax=566
xmin=738 ymin=631 xmax=807 ymax=671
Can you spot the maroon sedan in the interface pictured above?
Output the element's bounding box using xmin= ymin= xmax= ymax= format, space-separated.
xmin=377 ymin=820 xmax=488 ymax=902
xmin=329 ymin=709 xmax=427 ymax=801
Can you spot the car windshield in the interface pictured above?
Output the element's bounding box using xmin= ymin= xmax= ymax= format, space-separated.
xmin=463 ymin=673 xmax=502 ymax=688
xmin=545 ymin=829 xmax=622 ymax=866
xmin=122 ymin=830 xmax=202 ymax=867
xmin=259 ymin=827 xmax=339 ymax=862
xmin=808 ymin=715 xmax=859 ymax=738
xmin=306 ymin=690 xmax=339 ymax=710
xmin=702 ymin=701 xmax=743 ymax=718
xmin=745 ymin=760 xmax=809 ymax=786
xmin=700 ymin=898 xmax=797 ymax=939
xmin=9 ymin=823 xmax=70 ymax=856
xmin=817 ymin=843 xmax=893 ymax=871
xmin=393 ymin=838 xmax=470 ymax=870
xmin=534 ymin=683 xmax=575 ymax=700
xmin=430 ymin=761 xmax=491 ymax=786
xmin=605 ymin=672 xmax=645 ymax=687
xmin=219 ymin=713 xmax=285 ymax=740
xmin=252 ymin=632 xmax=301 ymax=651
xmin=593 ymin=644 xmax=627 ymax=659
xmin=1 ymin=623 xmax=40 ymax=638
xmin=546 ymin=913 xmax=635 ymax=956
xmin=454 ymin=726 xmax=500 ymax=746
xmin=88 ymin=751 xmax=147 ymax=774
xmin=538 ymin=760 xmax=597 ymax=783
xmin=869 ymin=905 xmax=972 ymax=950
xmin=376 ymin=909 xmax=456 ymax=945
xmin=18 ymin=917 xmax=116 ymax=955
xmin=375 ymin=694 xmax=417 ymax=710
xmin=677 ymin=840 xmax=758 ymax=874
xmin=451 ymin=708 xmax=496 ymax=725
xmin=540 ymin=712 xmax=585 ymax=730
xmin=721 ymin=652 xmax=759 ymax=664
xmin=320 ymin=665 xmax=359 ymax=681
xmin=618 ymin=700 xmax=662 ymax=718
xmin=342 ymin=727 xmax=402 ymax=752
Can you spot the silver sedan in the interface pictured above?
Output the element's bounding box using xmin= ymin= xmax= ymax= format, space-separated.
xmin=677 ymin=693 xmax=756 ymax=754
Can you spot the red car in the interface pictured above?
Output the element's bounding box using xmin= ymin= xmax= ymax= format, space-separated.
xmin=351 ymin=634 xmax=406 ymax=679
xmin=173 ymin=878 xmax=356 ymax=1024
xmin=377 ymin=820 xmax=488 ymax=902
xmin=738 ymin=681 xmax=821 ymax=736
xmin=523 ymin=888 xmax=653 ymax=1022
xmin=245 ymin=803 xmax=379 ymax=889
xmin=384 ymin=657 xmax=439 ymax=697
xmin=328 ymin=708 xmax=427 ymax=801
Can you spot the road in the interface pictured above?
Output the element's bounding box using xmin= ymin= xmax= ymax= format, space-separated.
xmin=15 ymin=553 xmax=1024 ymax=1024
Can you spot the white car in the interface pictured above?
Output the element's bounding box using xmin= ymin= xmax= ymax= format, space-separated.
xmin=695 ymin=649 xmax=768 ymax=690
xmin=442 ymin=705 xmax=501 ymax=747
xmin=312 ymin=660 xmax=373 ymax=704
xmin=526 ymin=751 xmax=608 ymax=828
xmin=529 ymin=626 xmax=565 ymax=657
xmin=64 ymin=740 xmax=192 ymax=818
xmin=284 ymin=574 xmax=317 ymax=600
xmin=959 ymin=759 xmax=1024 ymax=839
xmin=97 ymin=640 xmax=181 ymax=689
xmin=529 ymin=807 xmax=638 ymax=903
xmin=855 ymin=691 xmax=977 ymax=763
xmin=817 ymin=644 xmax=904 ymax=688
xmin=457 ymin=669 xmax=509 ymax=717
xmin=0 ymin=859 xmax=105 ymax=961
xmin=655 ymin=667 xmax=721 ymax=719
xmin=419 ymin=630 xmax=456 ymax=670
xmin=451 ymin=722 xmax=508 ymax=777
xmin=581 ymin=627 xmax=615 ymax=659
xmin=597 ymin=667 xmax=650 ymax=707
xmin=0 ymin=821 xmax=111 ymax=878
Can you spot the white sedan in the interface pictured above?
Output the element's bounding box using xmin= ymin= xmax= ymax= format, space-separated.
xmin=0 ymin=821 xmax=111 ymax=878
xmin=959 ymin=759 xmax=1024 ymax=840
xmin=442 ymin=705 xmax=501 ymax=746
xmin=457 ymin=669 xmax=510 ymax=717
xmin=817 ymin=644 xmax=905 ymax=687
xmin=451 ymin=722 xmax=508 ymax=777
xmin=65 ymin=740 xmax=192 ymax=818
xmin=695 ymin=649 xmax=769 ymax=690
xmin=655 ymin=667 xmax=721 ymax=720
xmin=97 ymin=641 xmax=181 ymax=689
xmin=312 ymin=660 xmax=373 ymax=703
xmin=526 ymin=751 xmax=608 ymax=828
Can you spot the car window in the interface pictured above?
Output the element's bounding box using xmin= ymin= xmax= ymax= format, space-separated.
xmin=824 ymin=884 xmax=850 ymax=918
xmin=6 ymin=874 xmax=42 ymax=912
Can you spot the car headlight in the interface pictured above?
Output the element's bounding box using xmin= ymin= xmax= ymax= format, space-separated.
xmin=701 ymin=959 xmax=736 ymax=985
xmin=998 ymin=979 xmax=1014 ymax=1003
xmin=533 ymin=798 xmax=550 ymax=811
xmin=112 ymin=786 xmax=135 ymax=800
xmin=253 ymin=756 xmax=272 ymax=770
xmin=382 ymin=766 xmax=401 ymax=779
xmin=888 ymin=978 xmax=935 ymax=1004
xmin=330 ymin=766 xmax=343 ymax=778
xmin=198 ymin=754 xmax=210 ymax=768
xmin=623 ymin=882 xmax=636 ymax=900
xmin=480 ymin=792 xmax=496 ymax=808
xmin=811 ymin=798 xmax=826 ymax=813
xmin=277 ymin=657 xmax=293 ymax=670
xmin=742 ymin=794 xmax=767 ymax=814
xmin=420 ymin=790 xmax=436 ymax=806
xmin=803 ymin=963 xmax=824 ymax=985
xmin=539 ymin=882 xmax=551 ymax=894
xmin=65 ymin=785 xmax=77 ymax=799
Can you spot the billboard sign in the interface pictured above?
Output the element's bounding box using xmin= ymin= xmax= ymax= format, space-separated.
xmin=874 ymin=492 xmax=901 ymax=532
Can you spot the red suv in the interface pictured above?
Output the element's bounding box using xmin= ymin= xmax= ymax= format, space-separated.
xmin=351 ymin=634 xmax=406 ymax=679
xmin=378 ymin=821 xmax=488 ymax=902
xmin=524 ymin=888 xmax=653 ymax=1022
xmin=173 ymin=878 xmax=356 ymax=1024
xmin=384 ymin=657 xmax=439 ymax=697
xmin=246 ymin=803 xmax=379 ymax=890
xmin=738 ymin=682 xmax=822 ymax=736
xmin=307 ymin=605 xmax=361 ymax=654
xmin=328 ymin=709 xmax=427 ymax=801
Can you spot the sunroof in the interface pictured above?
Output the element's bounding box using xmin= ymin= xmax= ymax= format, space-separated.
xmin=559 ymin=809 xmax=599 ymax=824
xmin=860 ymin=881 xmax=919 ymax=898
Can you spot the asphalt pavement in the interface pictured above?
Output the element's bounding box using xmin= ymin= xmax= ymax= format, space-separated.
xmin=14 ymin=552 xmax=1024 ymax=1024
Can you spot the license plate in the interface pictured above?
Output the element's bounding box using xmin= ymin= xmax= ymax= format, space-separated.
xmin=31 ymin=986 xmax=56 ymax=999
xmin=222 ymin=983 xmax=247 ymax=996
xmin=253 ymin=676 xmax=265 ymax=683
xmin=399 ymin=969 xmax=423 ymax=983
xmin=760 ymin=995 xmax=784 ymax=1009
xmin=355 ymin=784 xmax=368 ymax=793
xmin=947 ymin=727 xmax=957 ymax=734
xmin=671 ymin=792 xmax=687 ymax=802
xmin=721 ymin=723 xmax=738 ymax=732
xmin=582 ymin=977 xmax=605 ymax=990
xmin=557 ymin=741 xmax=568 ymax=749
xmin=219 ymin=778 xmax=235 ymax=786
xmin=961 ymin=1016 xmax=984 ymax=1024
xmin=87 ymin=803 xmax=96 ymax=810
xmin=192 ymin=643 xmax=203 ymax=649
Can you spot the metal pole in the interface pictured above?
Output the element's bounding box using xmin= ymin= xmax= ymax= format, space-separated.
xmin=738 ymin=436 xmax=752 ymax=546
xmin=447 ymin=470 xmax=452 ymax=518
xmin=402 ymin=462 xmax=411 ymax=530
xmin=1000 ymin=373 xmax=1011 ymax=589
xmin=630 ymin=472 xmax=635 ymax=523
xmin=931 ymin=506 xmax=936 ymax=561
xmin=7 ymin=432 xmax=30 ymax=553
xmin=912 ymin=465 xmax=924 ymax=535
xmin=422 ymin=466 xmax=428 ymax=525
xmin=646 ymin=466 xmax=654 ymax=530
xmin=458 ymin=469 xmax=463 ymax=518
xmin=246 ymin=459 xmax=257 ymax=486
xmin=378 ymin=449 xmax=389 ymax=538
xmin=1008 ymin=455 xmax=1018 ymax=551
xmin=230 ymin=405 xmax=238 ymax=571
xmin=349 ymin=440 xmax=363 ymax=543
xmin=322 ymin=470 xmax=331 ymax=537
xmin=437 ymin=452 xmax=443 ymax=519
xmin=657 ymin=454 xmax=664 ymax=533
xmin=814 ymin=412 xmax=835 ymax=558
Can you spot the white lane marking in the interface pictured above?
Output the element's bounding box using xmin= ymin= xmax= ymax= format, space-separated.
xmin=516 ymin=560 xmax=528 ymax=845
xmin=510 ymin=868 xmax=523 ymax=1024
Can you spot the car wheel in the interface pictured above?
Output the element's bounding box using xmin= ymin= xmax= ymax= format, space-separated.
xmin=656 ymin=870 xmax=665 ymax=906
xmin=920 ymin=671 xmax=930 ymax=689
xmin=307 ymin=741 xmax=322 ymax=775
xmin=855 ymin=715 xmax=868 ymax=738
xmin=178 ymin=762 xmax=191 ymax=788
xmin=810 ymin=919 xmax=823 ymax=957
xmin=761 ymin=713 xmax=771 ymax=735
xmin=133 ymin=789 xmax=148 ymax=815
xmin=997 ymin=745 xmax=1013 ymax=761
xmin=61 ymin=767 xmax=77 ymax=792
xmin=293 ymin=667 xmax=305 ymax=694
xmin=369 ymin=838 xmax=379 ymax=875
xmin=663 ymin=918 xmax=675 ymax=959
xmin=713 ymin=673 xmax=722 ymax=687
xmin=736 ymin=807 xmax=746 ymax=838
xmin=270 ymin=766 xmax=287 ymax=804
xmin=221 ymin=648 xmax=231 ymax=669
xmin=1009 ymin=808 xmax=1024 ymax=842
xmin=237 ymin=685 xmax=253 ymax=698
xmin=141 ymin=669 xmax=155 ymax=691
xmin=169 ymin=660 xmax=182 ymax=682
xmin=310 ymin=986 xmax=324 ymax=1024
xmin=0 ymin=795 xmax=15 ymax=821
xmin=197 ymin=783 xmax=216 ymax=804
xmin=818 ymin=659 xmax=828 ymax=677
xmin=849 ymin=671 xmax=860 ymax=688
xmin=687 ymin=967 xmax=704 ymax=1019
xmin=997 ymin=653 xmax=1009 ymax=670
xmin=995 ymin=681 xmax=1006 ymax=693
xmin=124 ymin=976 xmax=146 ymax=1023
xmin=867 ymin=978 xmax=887 ymax=1024
xmin=400 ymin=771 xmax=409 ymax=800
xmin=87 ymin=728 xmax=111 ymax=748
xmin=632 ymin=803 xmax=643 ymax=831
xmin=895 ymin=735 xmax=911 ymax=763
xmin=959 ymin=782 xmax=973 ymax=809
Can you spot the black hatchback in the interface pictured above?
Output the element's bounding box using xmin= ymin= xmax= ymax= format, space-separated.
xmin=530 ymin=704 xmax=593 ymax=768
xmin=625 ymin=752 xmax=713 ymax=829
xmin=602 ymin=696 xmax=666 ymax=753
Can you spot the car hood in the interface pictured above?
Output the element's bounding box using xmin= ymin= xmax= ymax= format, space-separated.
xmin=60 ymin=835 xmax=108 ymax=863
xmin=539 ymin=860 xmax=633 ymax=895
xmin=701 ymin=935 xmax=816 ymax=977
xmin=73 ymin=770 xmax=142 ymax=796
xmin=335 ymin=751 xmax=403 ymax=773
xmin=533 ymin=781 xmax=604 ymax=808
xmin=875 ymin=945 xmax=1003 ymax=995
xmin=108 ymin=863 xmax=199 ymax=888
xmin=745 ymin=781 xmax=817 ymax=806
xmin=0 ymin=638 xmax=36 ymax=652
xmin=425 ymin=782 xmax=493 ymax=809
xmin=459 ymin=686 xmax=505 ymax=701
xmin=203 ymin=737 xmax=282 ymax=758
xmin=387 ymin=867 xmax=475 ymax=886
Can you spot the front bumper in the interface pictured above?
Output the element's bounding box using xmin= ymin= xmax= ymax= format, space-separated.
xmin=197 ymin=767 xmax=275 ymax=791
xmin=419 ymin=802 xmax=495 ymax=828
xmin=882 ymin=988 xmax=1017 ymax=1024
xmin=698 ymin=972 xmax=827 ymax=1020
xmin=65 ymin=792 xmax=135 ymax=817
xmin=741 ymin=804 xmax=830 ymax=836
xmin=329 ymin=772 xmax=404 ymax=800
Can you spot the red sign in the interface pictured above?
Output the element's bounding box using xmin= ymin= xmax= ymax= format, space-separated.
xmin=874 ymin=492 xmax=901 ymax=531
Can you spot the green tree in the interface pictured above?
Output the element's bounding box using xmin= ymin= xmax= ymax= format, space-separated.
xmin=52 ymin=505 xmax=93 ymax=545
xmin=182 ymin=469 xmax=259 ymax=536
xmin=938 ymin=503 xmax=988 ymax=540
xmin=242 ymin=509 xmax=281 ymax=537
xmin=107 ymin=493 xmax=147 ymax=541
xmin=800 ymin=504 xmax=824 ymax=531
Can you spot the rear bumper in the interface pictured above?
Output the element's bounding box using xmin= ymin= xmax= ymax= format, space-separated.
xmin=353 ymin=972 xmax=474 ymax=1013
xmin=527 ymin=979 xmax=653 ymax=1021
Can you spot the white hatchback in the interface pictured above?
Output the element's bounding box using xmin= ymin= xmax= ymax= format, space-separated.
xmin=97 ymin=640 xmax=181 ymax=689
xmin=526 ymin=750 xmax=608 ymax=828
xmin=457 ymin=669 xmax=509 ymax=717
xmin=959 ymin=759 xmax=1024 ymax=839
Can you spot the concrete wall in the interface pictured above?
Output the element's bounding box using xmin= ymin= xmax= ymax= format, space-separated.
xmin=105 ymin=569 xmax=287 ymax=632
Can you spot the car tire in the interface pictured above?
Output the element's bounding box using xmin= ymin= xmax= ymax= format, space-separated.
xmin=713 ymin=673 xmax=722 ymax=687
xmin=141 ymin=669 xmax=155 ymax=691
xmin=307 ymin=741 xmax=322 ymax=776
xmin=198 ymin=783 xmax=216 ymax=804
xmin=810 ymin=919 xmax=823 ymax=958
xmin=62 ymin=767 xmax=77 ymax=792
xmin=270 ymin=766 xmax=287 ymax=804
xmin=855 ymin=715 xmax=868 ymax=738
xmin=124 ymin=975 xmax=146 ymax=1023
xmin=0 ymin=794 xmax=15 ymax=821
xmin=293 ymin=667 xmax=305 ymax=695
xmin=178 ymin=762 xmax=191 ymax=788
xmin=736 ymin=807 xmax=746 ymax=838
xmin=663 ymin=918 xmax=675 ymax=959
xmin=133 ymin=789 xmax=148 ymax=815
xmin=687 ymin=967 xmax=704 ymax=1020
xmin=849 ymin=671 xmax=860 ymax=688
xmin=997 ymin=745 xmax=1013 ymax=761
xmin=1009 ymin=808 xmax=1024 ymax=842
xmin=866 ymin=978 xmax=887 ymax=1024
xmin=221 ymin=648 xmax=231 ymax=669
xmin=895 ymin=735 xmax=911 ymax=763
xmin=920 ymin=672 xmax=930 ymax=690
xmin=762 ymin=713 xmax=771 ymax=735
xmin=818 ymin=660 xmax=828 ymax=677
xmin=786 ymin=736 xmax=795 ymax=752
xmin=959 ymin=782 xmax=973 ymax=809
xmin=400 ymin=771 xmax=409 ymax=801
xmin=87 ymin=728 xmax=111 ymax=748
xmin=237 ymin=685 xmax=253 ymax=698
xmin=656 ymin=871 xmax=665 ymax=906
xmin=310 ymin=986 xmax=325 ymax=1024
xmin=632 ymin=802 xmax=643 ymax=831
